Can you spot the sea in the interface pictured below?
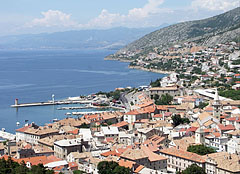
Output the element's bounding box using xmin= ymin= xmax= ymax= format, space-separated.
xmin=0 ymin=49 xmax=165 ymax=133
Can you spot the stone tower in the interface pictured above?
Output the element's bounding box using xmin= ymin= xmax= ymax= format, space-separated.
xmin=212 ymin=88 xmax=221 ymax=119
xmin=195 ymin=124 xmax=205 ymax=144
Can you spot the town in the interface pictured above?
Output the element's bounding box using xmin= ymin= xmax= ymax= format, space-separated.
xmin=0 ymin=40 xmax=240 ymax=174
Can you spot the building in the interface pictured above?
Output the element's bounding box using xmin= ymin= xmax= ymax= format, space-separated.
xmin=205 ymin=152 xmax=240 ymax=174
xmin=149 ymin=86 xmax=182 ymax=98
xmin=159 ymin=147 xmax=206 ymax=173
xmin=16 ymin=124 xmax=59 ymax=144
xmin=54 ymin=138 xmax=85 ymax=159
xmin=120 ymin=147 xmax=167 ymax=172
xmin=212 ymin=88 xmax=221 ymax=119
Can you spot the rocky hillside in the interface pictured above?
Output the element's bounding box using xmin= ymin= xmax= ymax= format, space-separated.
xmin=109 ymin=7 xmax=240 ymax=59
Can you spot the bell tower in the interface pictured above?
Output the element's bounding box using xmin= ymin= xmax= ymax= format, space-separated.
xmin=212 ymin=88 xmax=221 ymax=119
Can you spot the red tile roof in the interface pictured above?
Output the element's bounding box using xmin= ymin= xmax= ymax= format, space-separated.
xmin=16 ymin=125 xmax=31 ymax=132
xmin=218 ymin=124 xmax=235 ymax=131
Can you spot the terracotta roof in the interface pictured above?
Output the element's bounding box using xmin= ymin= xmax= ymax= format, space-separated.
xmin=16 ymin=125 xmax=31 ymax=132
xmin=205 ymin=152 xmax=240 ymax=172
xmin=218 ymin=124 xmax=235 ymax=131
xmin=160 ymin=147 xmax=206 ymax=163
xmin=111 ymin=121 xmax=128 ymax=128
xmin=120 ymin=148 xmax=148 ymax=160
xmin=68 ymin=128 xmax=79 ymax=135
xmin=118 ymin=159 xmax=135 ymax=169
xmin=141 ymin=145 xmax=167 ymax=162
xmin=125 ymin=110 xmax=140 ymax=115
xmin=172 ymin=136 xmax=195 ymax=151
xmin=153 ymin=114 xmax=163 ymax=118
xmin=101 ymin=150 xmax=120 ymax=157
xmin=68 ymin=162 xmax=78 ymax=169
xmin=134 ymin=165 xmax=144 ymax=173
xmin=186 ymin=127 xmax=198 ymax=133
xmin=156 ymin=105 xmax=168 ymax=110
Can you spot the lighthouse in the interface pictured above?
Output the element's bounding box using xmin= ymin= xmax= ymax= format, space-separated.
xmin=52 ymin=94 xmax=55 ymax=103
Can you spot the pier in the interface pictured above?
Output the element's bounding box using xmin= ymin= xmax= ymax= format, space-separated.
xmin=11 ymin=98 xmax=92 ymax=108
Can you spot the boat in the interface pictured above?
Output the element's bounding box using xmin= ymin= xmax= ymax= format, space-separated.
xmin=65 ymin=112 xmax=71 ymax=115
xmin=52 ymin=118 xmax=59 ymax=122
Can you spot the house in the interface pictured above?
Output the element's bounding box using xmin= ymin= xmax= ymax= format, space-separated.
xmin=205 ymin=152 xmax=240 ymax=174
xmin=159 ymin=147 xmax=206 ymax=173
xmin=38 ymin=134 xmax=80 ymax=150
xmin=137 ymin=128 xmax=164 ymax=143
xmin=169 ymin=136 xmax=195 ymax=151
xmin=54 ymin=138 xmax=85 ymax=159
xmin=227 ymin=138 xmax=240 ymax=154
xmin=149 ymin=86 xmax=182 ymax=98
xmin=205 ymin=132 xmax=228 ymax=152
xmin=16 ymin=123 xmax=59 ymax=144
xmin=101 ymin=126 xmax=119 ymax=139
xmin=120 ymin=146 xmax=167 ymax=172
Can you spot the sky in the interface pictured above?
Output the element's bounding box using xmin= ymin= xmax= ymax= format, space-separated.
xmin=0 ymin=0 xmax=239 ymax=36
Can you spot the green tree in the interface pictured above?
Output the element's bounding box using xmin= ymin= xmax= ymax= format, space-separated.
xmin=172 ymin=115 xmax=190 ymax=127
xmin=97 ymin=161 xmax=130 ymax=174
xmin=180 ymin=164 xmax=206 ymax=174
xmin=73 ymin=170 xmax=86 ymax=174
xmin=155 ymin=94 xmax=173 ymax=105
xmin=187 ymin=144 xmax=216 ymax=155
xmin=113 ymin=166 xmax=131 ymax=174
xmin=198 ymin=102 xmax=208 ymax=109
xmin=14 ymin=161 xmax=29 ymax=174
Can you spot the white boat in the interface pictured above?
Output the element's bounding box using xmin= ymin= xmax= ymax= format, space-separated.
xmin=52 ymin=118 xmax=59 ymax=122
xmin=65 ymin=112 xmax=71 ymax=115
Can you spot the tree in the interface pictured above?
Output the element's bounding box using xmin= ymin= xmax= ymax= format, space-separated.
xmin=73 ymin=170 xmax=86 ymax=174
xmin=179 ymin=164 xmax=206 ymax=174
xmin=113 ymin=166 xmax=131 ymax=174
xmin=187 ymin=144 xmax=216 ymax=155
xmin=97 ymin=161 xmax=130 ymax=174
xmin=155 ymin=94 xmax=173 ymax=105
xmin=0 ymin=157 xmax=54 ymax=174
xmin=198 ymin=102 xmax=208 ymax=109
xmin=172 ymin=115 xmax=190 ymax=127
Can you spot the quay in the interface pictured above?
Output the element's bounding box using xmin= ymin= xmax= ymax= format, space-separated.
xmin=57 ymin=105 xmax=93 ymax=110
xmin=0 ymin=130 xmax=16 ymax=141
xmin=71 ymin=111 xmax=110 ymax=115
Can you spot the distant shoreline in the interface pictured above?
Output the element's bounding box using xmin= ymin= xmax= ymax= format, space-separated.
xmin=104 ymin=57 xmax=132 ymax=63
xmin=104 ymin=56 xmax=172 ymax=74
xmin=128 ymin=65 xmax=173 ymax=74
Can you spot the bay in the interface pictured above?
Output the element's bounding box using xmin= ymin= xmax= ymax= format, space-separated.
xmin=0 ymin=49 xmax=165 ymax=133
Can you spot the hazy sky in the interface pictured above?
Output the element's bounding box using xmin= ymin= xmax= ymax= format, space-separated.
xmin=0 ymin=0 xmax=239 ymax=36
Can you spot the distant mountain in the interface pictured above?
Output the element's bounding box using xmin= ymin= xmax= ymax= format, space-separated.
xmin=110 ymin=7 xmax=240 ymax=59
xmin=0 ymin=25 xmax=168 ymax=50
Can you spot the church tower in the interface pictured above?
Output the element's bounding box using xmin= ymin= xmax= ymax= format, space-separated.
xmin=212 ymin=88 xmax=221 ymax=119
xmin=195 ymin=120 xmax=205 ymax=144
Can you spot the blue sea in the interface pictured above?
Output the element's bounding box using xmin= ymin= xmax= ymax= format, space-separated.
xmin=0 ymin=49 xmax=165 ymax=133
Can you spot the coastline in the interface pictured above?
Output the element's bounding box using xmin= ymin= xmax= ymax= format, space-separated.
xmin=104 ymin=56 xmax=173 ymax=74
xmin=104 ymin=56 xmax=132 ymax=63
xmin=128 ymin=65 xmax=173 ymax=74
